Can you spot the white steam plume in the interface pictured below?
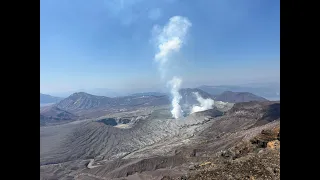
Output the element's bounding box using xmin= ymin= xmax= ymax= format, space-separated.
xmin=191 ymin=92 xmax=215 ymax=113
xmin=168 ymin=77 xmax=183 ymax=119
xmin=153 ymin=16 xmax=192 ymax=79
xmin=152 ymin=16 xmax=191 ymax=119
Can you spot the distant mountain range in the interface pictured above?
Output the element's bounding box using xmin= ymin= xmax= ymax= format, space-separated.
xmin=40 ymin=93 xmax=63 ymax=104
xmin=46 ymin=88 xmax=129 ymax=98
xmin=40 ymin=89 xmax=269 ymax=126
xmin=52 ymin=89 xmax=267 ymax=113
xmin=45 ymin=82 xmax=279 ymax=100
xmin=213 ymin=91 xmax=268 ymax=103
xmin=198 ymin=83 xmax=279 ymax=100
xmin=54 ymin=89 xmax=217 ymax=113
xmin=130 ymin=92 xmax=166 ymax=97
xmin=55 ymin=92 xmax=170 ymax=113
xmin=42 ymin=89 xmax=269 ymax=113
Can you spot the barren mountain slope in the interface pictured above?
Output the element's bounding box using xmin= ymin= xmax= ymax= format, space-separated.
xmin=56 ymin=92 xmax=113 ymax=111
xmin=40 ymin=101 xmax=279 ymax=180
xmin=55 ymin=92 xmax=170 ymax=118
xmin=40 ymin=105 xmax=221 ymax=166
xmin=53 ymin=90 xmax=228 ymax=120
xmin=40 ymin=106 xmax=78 ymax=126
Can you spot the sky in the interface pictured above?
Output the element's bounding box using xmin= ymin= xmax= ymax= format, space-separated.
xmin=40 ymin=0 xmax=280 ymax=94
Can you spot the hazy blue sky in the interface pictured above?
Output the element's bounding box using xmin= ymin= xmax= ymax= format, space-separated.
xmin=40 ymin=0 xmax=279 ymax=94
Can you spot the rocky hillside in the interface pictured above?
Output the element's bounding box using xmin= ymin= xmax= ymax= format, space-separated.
xmin=186 ymin=123 xmax=280 ymax=180
xmin=56 ymin=90 xmax=220 ymax=114
xmin=55 ymin=92 xmax=113 ymax=111
xmin=56 ymin=92 xmax=171 ymax=113
xmin=214 ymin=91 xmax=268 ymax=103
xmin=40 ymin=101 xmax=280 ymax=179
xmin=40 ymin=106 xmax=78 ymax=126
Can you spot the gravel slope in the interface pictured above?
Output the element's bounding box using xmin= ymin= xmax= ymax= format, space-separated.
xmin=40 ymin=101 xmax=280 ymax=180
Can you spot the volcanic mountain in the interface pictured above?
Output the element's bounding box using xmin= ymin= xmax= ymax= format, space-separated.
xmin=40 ymin=100 xmax=280 ymax=180
xmin=52 ymin=90 xmax=238 ymax=120
xmin=59 ymin=90 xmax=214 ymax=110
xmin=214 ymin=91 xmax=268 ymax=103
xmin=198 ymin=83 xmax=280 ymax=100
xmin=40 ymin=106 xmax=78 ymax=126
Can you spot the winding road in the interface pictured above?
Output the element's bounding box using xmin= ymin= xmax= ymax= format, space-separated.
xmin=87 ymin=159 xmax=101 ymax=169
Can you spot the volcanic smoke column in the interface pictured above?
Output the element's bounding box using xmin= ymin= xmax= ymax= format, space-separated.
xmin=168 ymin=76 xmax=183 ymax=119
xmin=153 ymin=16 xmax=192 ymax=119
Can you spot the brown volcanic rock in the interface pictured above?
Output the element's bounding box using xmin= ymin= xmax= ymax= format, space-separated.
xmin=186 ymin=124 xmax=280 ymax=180
xmin=267 ymin=140 xmax=280 ymax=150
xmin=250 ymin=125 xmax=280 ymax=148
xmin=188 ymin=149 xmax=280 ymax=180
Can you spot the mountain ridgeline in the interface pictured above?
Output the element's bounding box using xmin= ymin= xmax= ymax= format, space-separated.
xmin=198 ymin=83 xmax=279 ymax=100
xmin=40 ymin=89 xmax=268 ymax=126
xmin=55 ymin=92 xmax=170 ymax=112
xmin=54 ymin=89 xmax=219 ymax=112
xmin=40 ymin=93 xmax=63 ymax=104
xmin=52 ymin=89 xmax=268 ymax=113
xmin=214 ymin=91 xmax=268 ymax=103
xmin=55 ymin=92 xmax=113 ymax=111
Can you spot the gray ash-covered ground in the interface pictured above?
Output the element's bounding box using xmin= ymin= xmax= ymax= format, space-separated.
xmin=40 ymin=100 xmax=279 ymax=180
